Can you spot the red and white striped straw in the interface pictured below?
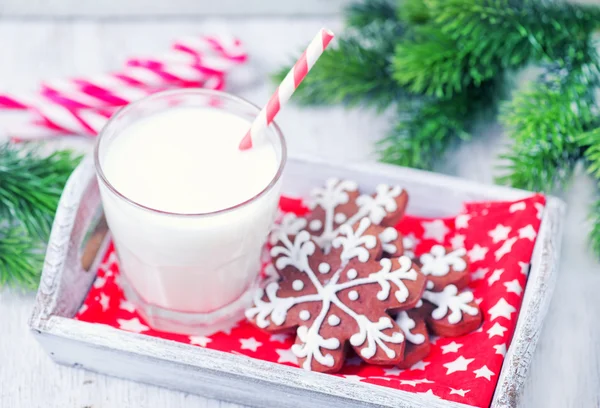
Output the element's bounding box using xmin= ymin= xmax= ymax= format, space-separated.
xmin=238 ymin=28 xmax=334 ymax=150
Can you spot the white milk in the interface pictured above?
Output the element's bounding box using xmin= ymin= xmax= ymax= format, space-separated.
xmin=98 ymin=107 xmax=281 ymax=314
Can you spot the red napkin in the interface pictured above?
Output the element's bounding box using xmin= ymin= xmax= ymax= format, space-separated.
xmin=77 ymin=193 xmax=545 ymax=408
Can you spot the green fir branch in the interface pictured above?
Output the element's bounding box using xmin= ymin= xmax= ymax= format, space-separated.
xmin=379 ymin=78 xmax=503 ymax=169
xmin=392 ymin=0 xmax=600 ymax=98
xmin=346 ymin=0 xmax=398 ymax=29
xmin=272 ymin=20 xmax=405 ymax=111
xmin=0 ymin=226 xmax=44 ymax=290
xmin=0 ymin=144 xmax=81 ymax=240
xmin=498 ymin=61 xmax=600 ymax=192
xmin=591 ymin=199 xmax=600 ymax=258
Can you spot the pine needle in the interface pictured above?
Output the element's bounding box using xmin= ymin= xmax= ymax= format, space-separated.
xmin=0 ymin=143 xmax=80 ymax=289
xmin=272 ymin=20 xmax=406 ymax=111
xmin=498 ymin=61 xmax=600 ymax=191
xmin=0 ymin=226 xmax=44 ymax=290
xmin=0 ymin=143 xmax=81 ymax=240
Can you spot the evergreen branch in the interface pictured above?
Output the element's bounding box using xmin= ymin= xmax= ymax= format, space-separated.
xmin=392 ymin=0 xmax=600 ymax=98
xmin=591 ymin=198 xmax=600 ymax=258
xmin=578 ymin=127 xmax=600 ymax=180
xmin=379 ymin=78 xmax=502 ymax=169
xmin=346 ymin=0 xmax=398 ymax=29
xmin=0 ymin=143 xmax=81 ymax=240
xmin=272 ymin=20 xmax=405 ymax=111
xmin=0 ymin=226 xmax=43 ymax=290
xmin=498 ymin=62 xmax=600 ymax=191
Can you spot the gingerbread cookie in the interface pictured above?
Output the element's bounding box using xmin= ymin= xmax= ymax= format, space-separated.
xmin=395 ymin=303 xmax=431 ymax=369
xmin=247 ymin=217 xmax=427 ymax=372
xmin=271 ymin=178 xmax=409 ymax=258
xmin=418 ymin=245 xmax=482 ymax=337
xmin=419 ymin=246 xmax=469 ymax=291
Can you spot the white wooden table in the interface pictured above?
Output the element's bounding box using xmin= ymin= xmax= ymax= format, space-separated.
xmin=0 ymin=17 xmax=599 ymax=408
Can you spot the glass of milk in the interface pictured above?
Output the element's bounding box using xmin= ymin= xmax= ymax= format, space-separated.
xmin=94 ymin=89 xmax=286 ymax=335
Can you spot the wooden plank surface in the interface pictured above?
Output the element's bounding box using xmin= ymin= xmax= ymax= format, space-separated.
xmin=0 ymin=17 xmax=599 ymax=408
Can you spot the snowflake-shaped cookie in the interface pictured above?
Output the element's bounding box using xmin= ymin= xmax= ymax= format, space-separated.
xmin=246 ymin=217 xmax=427 ymax=372
xmin=418 ymin=246 xmax=482 ymax=337
xmin=271 ymin=178 xmax=409 ymax=257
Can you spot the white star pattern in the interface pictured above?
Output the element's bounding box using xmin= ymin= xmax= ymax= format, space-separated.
xmin=519 ymin=261 xmax=530 ymax=276
xmin=343 ymin=375 xmax=363 ymax=382
xmin=504 ymin=279 xmax=523 ymax=295
xmin=422 ymin=220 xmax=450 ymax=243
xmin=509 ymin=201 xmax=526 ymax=212
xmin=494 ymin=343 xmax=507 ymax=357
xmin=441 ymin=341 xmax=463 ymax=354
xmin=450 ymin=234 xmax=466 ymax=249
xmin=494 ymin=237 xmax=517 ymax=261
xmin=535 ymin=202 xmax=544 ymax=219
xmin=471 ymin=267 xmax=489 ymax=280
xmin=119 ymin=300 xmax=136 ymax=313
xmin=117 ymin=317 xmax=149 ymax=333
xmin=399 ymin=379 xmax=419 ymax=387
xmin=489 ymin=298 xmax=517 ymax=321
xmin=456 ymin=214 xmax=471 ymax=229
xmin=488 ymin=224 xmax=511 ymax=243
xmin=270 ymin=333 xmax=290 ymax=343
xmin=410 ymin=360 xmax=430 ymax=370
xmin=275 ymin=348 xmax=298 ymax=364
xmin=383 ymin=367 xmax=403 ymax=375
xmin=93 ymin=276 xmax=106 ymax=289
xmin=99 ymin=293 xmax=110 ymax=311
xmin=473 ymin=365 xmax=495 ymax=380
xmin=519 ymin=224 xmax=537 ymax=241
xmin=468 ymin=245 xmax=488 ymax=262
xmin=418 ymin=390 xmax=439 ymax=399
xmin=487 ymin=322 xmax=508 ymax=338
xmin=449 ymin=388 xmax=470 ymax=397
xmin=189 ymin=336 xmax=212 ymax=347
xmin=239 ymin=337 xmax=262 ymax=352
xmin=487 ymin=269 xmax=504 ymax=286
xmin=443 ymin=356 xmax=475 ymax=374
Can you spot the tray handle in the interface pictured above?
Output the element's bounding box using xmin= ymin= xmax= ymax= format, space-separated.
xmin=30 ymin=155 xmax=103 ymax=330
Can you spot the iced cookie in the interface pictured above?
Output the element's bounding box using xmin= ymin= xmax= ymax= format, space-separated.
xmin=418 ymin=245 xmax=482 ymax=336
xmin=247 ymin=217 xmax=427 ymax=373
xmin=271 ymin=178 xmax=409 ymax=258
xmin=395 ymin=304 xmax=431 ymax=369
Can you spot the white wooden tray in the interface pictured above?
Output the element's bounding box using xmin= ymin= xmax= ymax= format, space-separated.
xmin=29 ymin=155 xmax=565 ymax=408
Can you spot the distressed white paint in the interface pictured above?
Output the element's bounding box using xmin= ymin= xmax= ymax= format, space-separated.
xmin=0 ymin=18 xmax=598 ymax=408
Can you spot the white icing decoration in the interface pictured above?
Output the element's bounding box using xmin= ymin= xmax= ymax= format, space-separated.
xmin=302 ymin=178 xmax=404 ymax=251
xmin=328 ymin=315 xmax=341 ymax=326
xmin=292 ymin=280 xmax=304 ymax=291
xmin=331 ymin=218 xmax=377 ymax=263
xmin=420 ymin=246 xmax=467 ymax=277
xmin=422 ymin=285 xmax=479 ymax=324
xmin=348 ymin=290 xmax=359 ymax=301
xmin=299 ymin=310 xmax=311 ymax=321
xmin=416 ymin=299 xmax=423 ymax=308
xmin=347 ymin=269 xmax=358 ymax=280
xmin=309 ymin=219 xmax=322 ymax=231
xmin=355 ymin=184 xmax=402 ymax=225
xmin=395 ymin=311 xmax=425 ymax=345
xmin=334 ymin=213 xmax=347 ymax=224
xmin=270 ymin=213 xmax=307 ymax=245
xmin=349 ymin=316 xmax=404 ymax=359
xmin=380 ymin=227 xmax=398 ymax=254
xmin=247 ymin=220 xmax=415 ymax=370
xmin=318 ymin=262 xmax=331 ymax=274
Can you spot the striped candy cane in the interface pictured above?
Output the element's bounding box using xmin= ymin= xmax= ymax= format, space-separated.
xmin=239 ymin=28 xmax=334 ymax=150
xmin=0 ymin=34 xmax=247 ymax=139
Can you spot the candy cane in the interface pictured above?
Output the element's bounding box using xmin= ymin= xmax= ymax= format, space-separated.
xmin=239 ymin=28 xmax=334 ymax=150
